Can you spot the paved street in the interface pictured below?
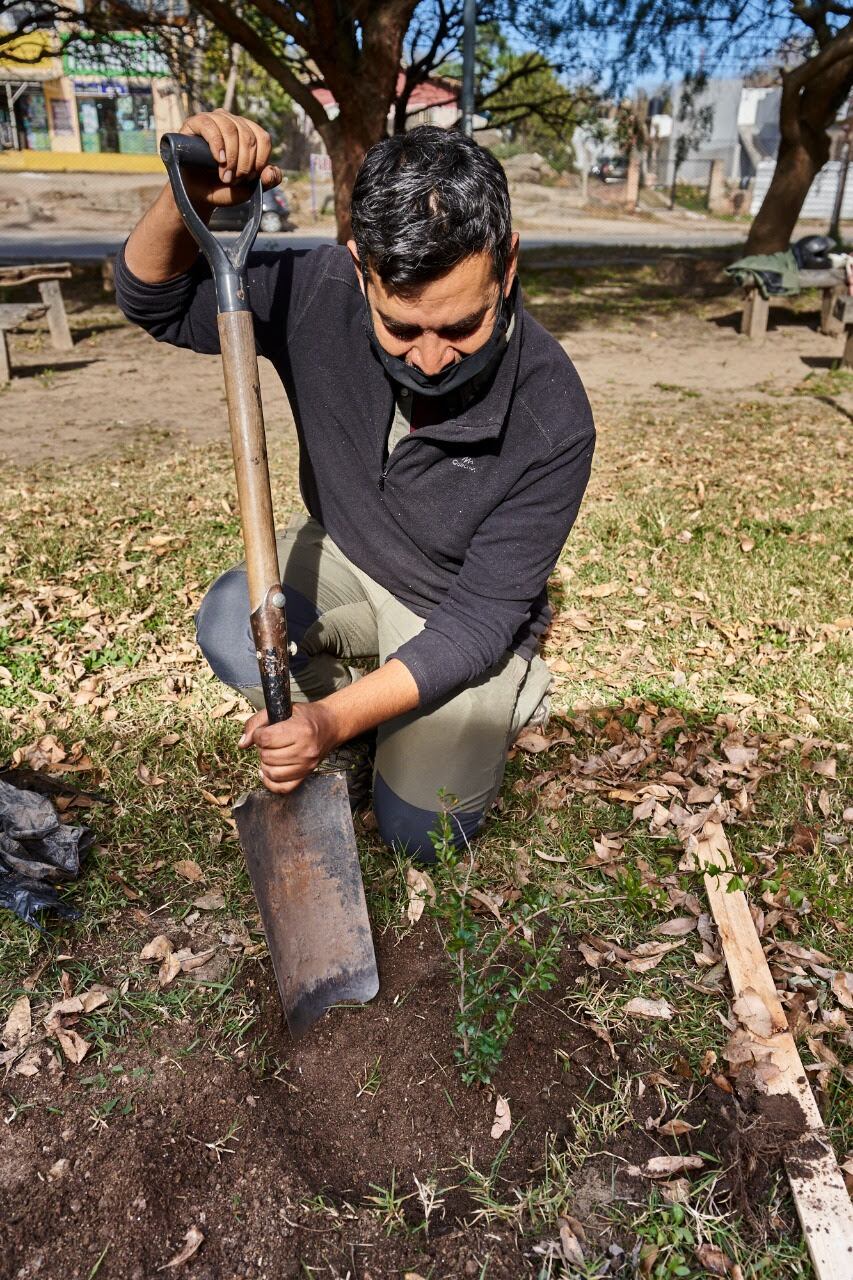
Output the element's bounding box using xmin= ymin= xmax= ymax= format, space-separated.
xmin=0 ymin=223 xmax=747 ymax=264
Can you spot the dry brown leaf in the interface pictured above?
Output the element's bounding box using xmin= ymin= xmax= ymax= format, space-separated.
xmin=54 ymin=1026 xmax=90 ymax=1064
xmin=176 ymin=948 xmax=217 ymax=973
xmin=655 ymin=917 xmax=696 ymax=937
xmin=156 ymin=953 xmax=181 ymax=987
xmin=732 ymin=988 xmax=785 ymax=1038
xmin=534 ymin=849 xmax=569 ymax=864
xmin=624 ymin=997 xmax=675 ymax=1021
xmin=832 ymin=971 xmax=853 ymax=1011
xmin=811 ymin=757 xmax=837 ymax=779
xmin=192 ymin=891 xmax=226 ymax=911
xmin=140 ymin=935 xmax=173 ymax=963
xmin=158 ymin=1226 xmax=204 ymax=1271
xmin=491 ymin=1095 xmax=511 ymax=1139
xmin=514 ymin=729 xmax=553 ymax=753
xmin=81 ymin=990 xmax=109 ymax=1014
xmin=558 ymin=1218 xmax=585 ymax=1266
xmin=580 ymin=580 xmax=620 ymax=598
xmin=405 ymin=866 xmax=436 ymax=925
xmin=642 ymin=1154 xmax=704 ymax=1177
xmin=579 ymin=941 xmax=604 ymax=968
xmin=2 ymin=995 xmax=31 ymax=1048
xmin=659 ymin=1178 xmax=691 ymax=1204
xmin=136 ymin=761 xmax=165 ymax=787
xmin=12 ymin=1047 xmax=42 ymax=1077
xmin=468 ymin=889 xmax=504 ymax=922
xmin=694 ymin=1242 xmax=734 ymax=1275
xmin=173 ymin=859 xmax=204 ymax=883
xmin=210 ymin=698 xmax=238 ymax=719
xmin=658 ymin=1118 xmax=698 ymax=1137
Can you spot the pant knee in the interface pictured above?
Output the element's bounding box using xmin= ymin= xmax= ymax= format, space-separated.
xmin=372 ymin=772 xmax=483 ymax=863
xmin=195 ymin=567 xmax=256 ymax=687
xmin=196 ymin=569 xmax=322 ymax=688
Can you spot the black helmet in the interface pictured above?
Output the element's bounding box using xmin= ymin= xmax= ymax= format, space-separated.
xmin=792 ymin=235 xmax=836 ymax=269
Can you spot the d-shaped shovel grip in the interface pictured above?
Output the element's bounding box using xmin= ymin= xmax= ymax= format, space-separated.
xmin=160 ymin=132 xmax=291 ymax=724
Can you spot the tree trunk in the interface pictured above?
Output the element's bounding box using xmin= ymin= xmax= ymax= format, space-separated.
xmin=746 ymin=46 xmax=853 ymax=254
xmin=325 ymin=127 xmax=370 ymax=243
xmin=745 ymin=134 xmax=825 ymax=252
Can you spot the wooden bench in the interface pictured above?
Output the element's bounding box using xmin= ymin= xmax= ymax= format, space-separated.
xmin=0 ymin=262 xmax=73 ymax=383
xmin=740 ymin=268 xmax=853 ymax=365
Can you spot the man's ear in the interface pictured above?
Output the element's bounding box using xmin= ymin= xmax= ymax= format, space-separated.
xmin=347 ymin=240 xmax=366 ymax=298
xmin=503 ymin=232 xmax=520 ymax=297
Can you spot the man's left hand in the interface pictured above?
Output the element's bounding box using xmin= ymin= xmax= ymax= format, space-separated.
xmin=239 ymin=703 xmax=341 ymax=794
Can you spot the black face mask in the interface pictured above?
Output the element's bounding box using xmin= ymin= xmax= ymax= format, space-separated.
xmin=364 ymin=279 xmax=516 ymax=399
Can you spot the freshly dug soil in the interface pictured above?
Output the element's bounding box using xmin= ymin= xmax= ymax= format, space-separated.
xmin=1 ymin=926 xmax=804 ymax=1279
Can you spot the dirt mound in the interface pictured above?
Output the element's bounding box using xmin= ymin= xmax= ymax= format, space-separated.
xmin=0 ymin=926 xmax=809 ymax=1278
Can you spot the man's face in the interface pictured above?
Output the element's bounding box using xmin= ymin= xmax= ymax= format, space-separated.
xmin=348 ymin=237 xmax=519 ymax=378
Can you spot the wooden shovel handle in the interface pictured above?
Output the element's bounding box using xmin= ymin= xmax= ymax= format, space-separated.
xmin=217 ymin=310 xmax=291 ymax=724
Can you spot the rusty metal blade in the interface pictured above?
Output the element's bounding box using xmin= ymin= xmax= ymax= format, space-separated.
xmin=234 ymin=771 xmax=378 ymax=1037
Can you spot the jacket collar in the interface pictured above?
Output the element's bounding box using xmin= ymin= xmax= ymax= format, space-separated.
xmin=361 ymin=284 xmax=524 ymax=446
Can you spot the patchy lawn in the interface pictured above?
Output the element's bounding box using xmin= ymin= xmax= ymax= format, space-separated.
xmin=0 ymin=256 xmax=851 ymax=1279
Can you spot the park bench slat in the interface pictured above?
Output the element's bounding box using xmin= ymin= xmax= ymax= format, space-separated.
xmin=0 ymin=262 xmax=73 ymax=287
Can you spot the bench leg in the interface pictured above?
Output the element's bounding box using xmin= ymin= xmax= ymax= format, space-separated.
xmin=821 ymin=285 xmax=845 ymax=337
xmin=841 ymin=326 xmax=853 ymax=370
xmin=741 ymin=287 xmax=769 ymax=339
xmin=0 ymin=329 xmax=10 ymax=384
xmin=39 ymin=279 xmax=73 ymax=351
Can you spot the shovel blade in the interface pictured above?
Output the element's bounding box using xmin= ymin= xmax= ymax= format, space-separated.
xmin=235 ymin=772 xmax=378 ymax=1037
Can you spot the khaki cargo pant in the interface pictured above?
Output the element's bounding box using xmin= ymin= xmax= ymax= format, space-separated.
xmin=195 ymin=515 xmax=551 ymax=860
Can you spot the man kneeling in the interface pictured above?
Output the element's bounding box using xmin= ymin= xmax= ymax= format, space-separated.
xmin=116 ymin=111 xmax=595 ymax=861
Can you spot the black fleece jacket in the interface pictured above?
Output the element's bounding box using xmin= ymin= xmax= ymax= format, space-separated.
xmin=115 ymin=243 xmax=595 ymax=707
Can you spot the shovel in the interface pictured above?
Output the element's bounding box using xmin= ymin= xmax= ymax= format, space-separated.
xmin=160 ymin=133 xmax=379 ymax=1037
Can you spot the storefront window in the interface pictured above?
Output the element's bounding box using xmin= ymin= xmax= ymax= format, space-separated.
xmin=75 ymin=85 xmax=156 ymax=155
xmin=17 ymin=89 xmax=50 ymax=150
xmin=117 ymin=90 xmax=156 ymax=154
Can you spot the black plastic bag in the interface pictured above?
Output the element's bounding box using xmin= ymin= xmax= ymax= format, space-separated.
xmin=0 ymin=777 xmax=95 ymax=927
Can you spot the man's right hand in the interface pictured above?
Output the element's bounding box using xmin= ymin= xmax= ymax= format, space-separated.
xmin=177 ymin=109 xmax=283 ymax=211
xmin=124 ymin=109 xmax=284 ymax=282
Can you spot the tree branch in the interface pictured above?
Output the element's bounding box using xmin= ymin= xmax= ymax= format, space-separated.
xmin=192 ymin=0 xmax=330 ymax=133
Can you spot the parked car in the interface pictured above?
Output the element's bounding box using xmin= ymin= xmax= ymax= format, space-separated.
xmin=209 ymin=185 xmax=292 ymax=233
xmin=589 ymin=156 xmax=629 ymax=183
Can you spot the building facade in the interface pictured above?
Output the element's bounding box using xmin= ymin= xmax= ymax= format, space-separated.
xmin=0 ymin=31 xmax=186 ymax=171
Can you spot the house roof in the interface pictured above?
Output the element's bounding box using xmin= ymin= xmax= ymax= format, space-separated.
xmin=312 ymin=73 xmax=459 ymax=114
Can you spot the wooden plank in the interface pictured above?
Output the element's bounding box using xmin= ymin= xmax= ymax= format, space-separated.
xmin=796 ymin=268 xmax=846 ymax=289
xmin=831 ymin=293 xmax=853 ymax=327
xmin=38 ymin=279 xmax=73 ymax=351
xmin=696 ymin=819 xmax=853 ymax=1280
xmin=0 ymin=263 xmax=72 ymax=287
xmin=0 ymin=303 xmax=48 ymax=328
xmin=842 ymin=328 xmax=853 ymax=371
xmin=821 ymin=285 xmax=846 ymax=337
xmin=741 ymin=287 xmax=769 ymax=339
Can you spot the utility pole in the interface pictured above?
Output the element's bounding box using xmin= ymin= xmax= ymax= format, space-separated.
xmin=461 ymin=0 xmax=476 ymax=137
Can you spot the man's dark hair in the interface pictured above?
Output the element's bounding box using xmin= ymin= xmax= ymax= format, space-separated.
xmin=350 ymin=126 xmax=512 ymax=290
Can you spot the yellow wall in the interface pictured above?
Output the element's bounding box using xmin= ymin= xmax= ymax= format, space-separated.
xmin=0 ymin=148 xmax=164 ymax=173
xmin=152 ymin=81 xmax=187 ymax=138
xmin=44 ymin=77 xmax=81 ymax=153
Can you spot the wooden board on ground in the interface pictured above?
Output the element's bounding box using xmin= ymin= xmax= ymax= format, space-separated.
xmin=695 ymin=818 xmax=853 ymax=1279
